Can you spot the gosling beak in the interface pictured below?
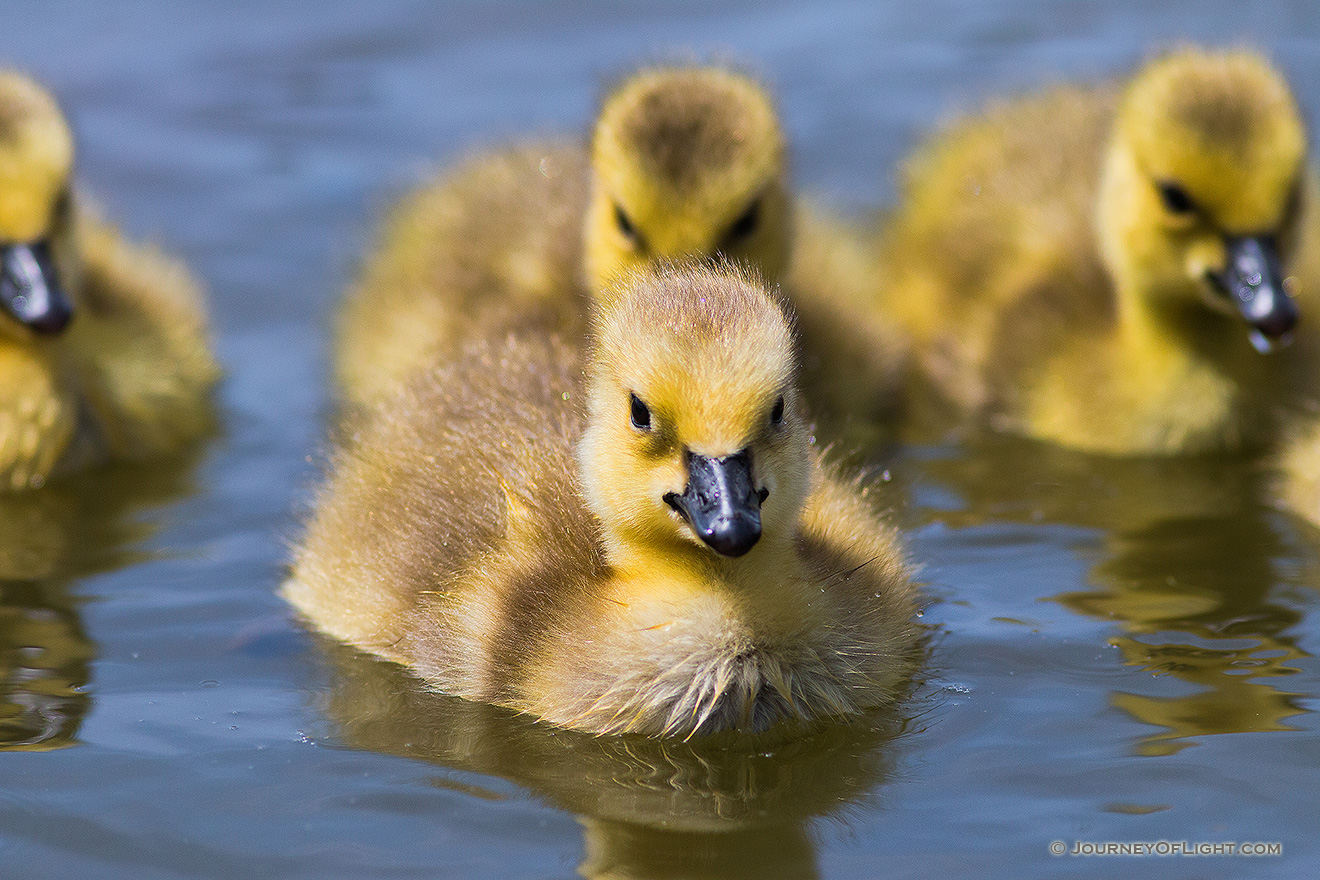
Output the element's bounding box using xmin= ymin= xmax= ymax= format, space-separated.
xmin=1210 ymin=236 xmax=1295 ymax=346
xmin=0 ymin=241 xmax=73 ymax=336
xmin=664 ymin=449 xmax=768 ymax=558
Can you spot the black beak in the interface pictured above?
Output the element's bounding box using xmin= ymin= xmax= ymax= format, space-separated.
xmin=664 ymin=450 xmax=767 ymax=558
xmin=1210 ymin=236 xmax=1295 ymax=344
xmin=0 ymin=241 xmax=73 ymax=336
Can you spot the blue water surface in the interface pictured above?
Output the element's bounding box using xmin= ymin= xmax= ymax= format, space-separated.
xmin=1 ymin=2 xmax=1318 ymax=878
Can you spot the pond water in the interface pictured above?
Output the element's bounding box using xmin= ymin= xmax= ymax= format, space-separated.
xmin=2 ymin=2 xmax=1319 ymax=877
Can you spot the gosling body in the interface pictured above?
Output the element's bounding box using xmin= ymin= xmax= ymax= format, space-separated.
xmin=877 ymin=48 xmax=1315 ymax=455
xmin=289 ymin=266 xmax=918 ymax=738
xmin=0 ymin=73 xmax=217 ymax=489
xmin=336 ymin=143 xmax=590 ymax=405
xmin=335 ymin=67 xmax=902 ymax=431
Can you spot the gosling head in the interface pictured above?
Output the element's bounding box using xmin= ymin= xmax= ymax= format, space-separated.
xmin=584 ymin=67 xmax=792 ymax=300
xmin=1097 ymin=48 xmax=1306 ymax=351
xmin=577 ymin=263 xmax=809 ymax=562
xmin=0 ymin=73 xmax=76 ymax=338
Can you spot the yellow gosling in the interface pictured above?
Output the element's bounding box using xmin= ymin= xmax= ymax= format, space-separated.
xmin=288 ymin=264 xmax=919 ymax=738
xmin=877 ymin=47 xmax=1315 ymax=455
xmin=580 ymin=67 xmax=790 ymax=295
xmin=335 ymin=66 xmax=902 ymax=430
xmin=0 ymin=72 xmax=218 ymax=489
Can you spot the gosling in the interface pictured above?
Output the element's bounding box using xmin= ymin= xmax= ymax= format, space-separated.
xmin=335 ymin=65 xmax=901 ymax=429
xmin=0 ymin=72 xmax=218 ymax=489
xmin=876 ymin=47 xmax=1315 ymax=455
xmin=288 ymin=264 xmax=919 ymax=738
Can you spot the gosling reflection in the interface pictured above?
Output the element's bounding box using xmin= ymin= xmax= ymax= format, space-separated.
xmin=1066 ymin=510 xmax=1307 ymax=756
xmin=0 ymin=578 xmax=92 ymax=750
xmin=1107 ymin=635 xmax=1305 ymax=757
xmin=917 ymin=434 xmax=1262 ymax=532
xmin=578 ymin=820 xmax=815 ymax=880
xmin=314 ymin=637 xmax=911 ymax=880
xmin=0 ymin=451 xmax=206 ymax=750
xmin=918 ymin=433 xmax=1309 ymax=755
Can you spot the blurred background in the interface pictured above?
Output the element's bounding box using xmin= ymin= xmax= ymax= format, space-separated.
xmin=0 ymin=2 xmax=1317 ymax=877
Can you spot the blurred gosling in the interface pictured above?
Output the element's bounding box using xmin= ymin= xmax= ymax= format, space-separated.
xmin=876 ymin=47 xmax=1315 ymax=455
xmin=335 ymin=66 xmax=902 ymax=430
xmin=0 ymin=72 xmax=218 ymax=489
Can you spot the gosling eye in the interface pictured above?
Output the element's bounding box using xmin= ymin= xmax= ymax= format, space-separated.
xmin=1156 ymin=181 xmax=1197 ymax=216
xmin=723 ymin=199 xmax=761 ymax=246
xmin=615 ymin=203 xmax=639 ymax=242
xmin=769 ymin=395 xmax=785 ymax=427
xmin=629 ymin=392 xmax=652 ymax=431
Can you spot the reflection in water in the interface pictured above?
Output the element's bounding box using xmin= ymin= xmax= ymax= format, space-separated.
xmin=917 ymin=433 xmax=1260 ymax=532
xmin=918 ymin=433 xmax=1312 ymax=755
xmin=0 ymin=450 xmax=207 ymax=750
xmin=0 ymin=579 xmax=93 ymax=750
xmin=315 ymin=637 xmax=913 ymax=879
xmin=578 ymin=820 xmax=814 ymax=880
xmin=1108 ymin=636 xmax=1305 ymax=757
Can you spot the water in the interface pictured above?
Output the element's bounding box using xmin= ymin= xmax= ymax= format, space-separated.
xmin=2 ymin=2 xmax=1319 ymax=877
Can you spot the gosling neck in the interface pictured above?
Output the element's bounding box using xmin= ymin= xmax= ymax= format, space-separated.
xmin=603 ymin=520 xmax=805 ymax=602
